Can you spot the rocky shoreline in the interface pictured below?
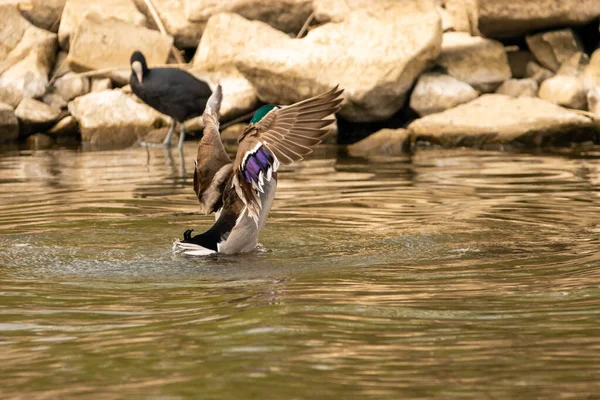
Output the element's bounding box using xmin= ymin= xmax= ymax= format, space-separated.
xmin=0 ymin=0 xmax=599 ymax=155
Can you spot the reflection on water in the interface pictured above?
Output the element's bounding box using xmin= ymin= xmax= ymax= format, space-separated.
xmin=0 ymin=143 xmax=599 ymax=399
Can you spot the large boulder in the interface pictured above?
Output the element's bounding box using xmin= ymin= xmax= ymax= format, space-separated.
xmin=15 ymin=97 xmax=62 ymax=135
xmin=0 ymin=102 xmax=19 ymax=143
xmin=19 ymin=0 xmax=66 ymax=32
xmin=185 ymin=0 xmax=312 ymax=35
xmin=526 ymin=29 xmax=583 ymax=72
xmin=236 ymin=1 xmax=442 ymax=122
xmin=436 ymin=32 xmax=511 ymax=92
xmin=134 ymin=0 xmax=202 ymax=48
xmin=347 ymin=128 xmax=411 ymax=157
xmin=0 ymin=5 xmax=56 ymax=107
xmin=409 ymin=72 xmax=479 ymax=116
xmin=66 ymin=14 xmax=173 ymax=72
xmin=408 ymin=94 xmax=596 ymax=147
xmin=477 ymin=0 xmax=600 ymax=38
xmin=58 ymin=0 xmax=147 ymax=50
xmin=68 ymin=89 xmax=168 ymax=147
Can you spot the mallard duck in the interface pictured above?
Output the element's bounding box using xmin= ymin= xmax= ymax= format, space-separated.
xmin=130 ymin=51 xmax=212 ymax=150
xmin=173 ymin=85 xmax=344 ymax=255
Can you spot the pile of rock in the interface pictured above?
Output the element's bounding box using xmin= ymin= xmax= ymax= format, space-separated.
xmin=0 ymin=0 xmax=598 ymax=152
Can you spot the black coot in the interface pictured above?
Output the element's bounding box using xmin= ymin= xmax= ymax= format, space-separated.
xmin=130 ymin=51 xmax=212 ymax=149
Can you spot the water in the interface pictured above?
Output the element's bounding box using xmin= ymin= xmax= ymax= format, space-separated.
xmin=0 ymin=143 xmax=599 ymax=399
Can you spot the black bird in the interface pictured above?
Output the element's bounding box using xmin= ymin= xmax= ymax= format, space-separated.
xmin=129 ymin=51 xmax=212 ymax=149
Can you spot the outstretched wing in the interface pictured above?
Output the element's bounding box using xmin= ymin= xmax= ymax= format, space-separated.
xmin=193 ymin=84 xmax=234 ymax=214
xmin=232 ymin=86 xmax=344 ymax=223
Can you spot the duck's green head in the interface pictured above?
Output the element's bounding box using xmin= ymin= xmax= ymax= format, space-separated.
xmin=251 ymin=105 xmax=280 ymax=123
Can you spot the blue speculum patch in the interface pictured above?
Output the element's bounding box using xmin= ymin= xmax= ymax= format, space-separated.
xmin=251 ymin=105 xmax=279 ymax=123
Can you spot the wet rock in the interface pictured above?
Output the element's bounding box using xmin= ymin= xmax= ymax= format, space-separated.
xmin=236 ymin=1 xmax=442 ymax=122
xmin=48 ymin=115 xmax=78 ymax=136
xmin=436 ymin=32 xmax=511 ymax=92
xmin=66 ymin=14 xmax=173 ymax=72
xmin=0 ymin=102 xmax=19 ymax=143
xmin=408 ymin=94 xmax=595 ymax=147
xmin=134 ymin=0 xmax=203 ymax=48
xmin=42 ymin=93 xmax=68 ymax=109
xmin=507 ymin=50 xmax=536 ymax=79
xmin=68 ymin=89 xmax=168 ymax=147
xmin=582 ymin=49 xmax=600 ymax=90
xmin=409 ymin=72 xmax=479 ymax=116
xmin=19 ymin=0 xmax=66 ymax=32
xmin=495 ymin=78 xmax=538 ymax=98
xmin=538 ymin=75 xmax=587 ymax=110
xmin=478 ymin=0 xmax=600 ymax=38
xmin=347 ymin=128 xmax=411 ymax=157
xmin=526 ymin=29 xmax=583 ymax=72
xmin=556 ymin=52 xmax=589 ymax=77
xmin=26 ymin=133 xmax=54 ymax=149
xmin=91 ymin=78 xmax=113 ymax=92
xmin=51 ymin=72 xmax=90 ymax=101
xmin=58 ymin=0 xmax=147 ymax=50
xmin=185 ymin=0 xmax=312 ymax=35
xmin=525 ymin=61 xmax=554 ymax=85
xmin=0 ymin=5 xmax=57 ymax=107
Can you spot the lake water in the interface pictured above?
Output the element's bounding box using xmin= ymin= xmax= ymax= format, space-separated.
xmin=0 ymin=143 xmax=599 ymax=399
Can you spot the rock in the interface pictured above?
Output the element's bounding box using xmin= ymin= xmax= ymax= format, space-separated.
xmin=221 ymin=123 xmax=245 ymax=145
xmin=0 ymin=102 xmax=19 ymax=143
xmin=185 ymin=0 xmax=312 ymax=35
xmin=582 ymin=49 xmax=600 ymax=90
xmin=19 ymin=0 xmax=66 ymax=32
xmin=26 ymin=133 xmax=54 ymax=149
xmin=134 ymin=0 xmax=203 ymax=48
xmin=68 ymin=89 xmax=168 ymax=147
xmin=15 ymin=98 xmax=61 ymax=124
xmin=66 ymin=14 xmax=173 ymax=73
xmin=507 ymin=50 xmax=536 ymax=79
xmin=140 ymin=127 xmax=179 ymax=144
xmin=556 ymin=52 xmax=589 ymax=77
xmin=91 ymin=78 xmax=113 ymax=92
xmin=51 ymin=72 xmax=90 ymax=101
xmin=538 ymin=75 xmax=587 ymax=110
xmin=525 ymin=61 xmax=554 ymax=85
xmin=588 ymin=88 xmax=600 ymax=116
xmin=477 ymin=0 xmax=600 ymax=38
xmin=436 ymin=32 xmax=511 ymax=92
xmin=58 ymin=0 xmax=147 ymax=50
xmin=409 ymin=72 xmax=479 ymax=116
xmin=48 ymin=115 xmax=78 ymax=136
xmin=437 ymin=6 xmax=454 ymax=32
xmin=526 ymin=29 xmax=583 ymax=72
xmin=51 ymin=51 xmax=69 ymax=78
xmin=495 ymin=78 xmax=538 ymax=97
xmin=236 ymin=1 xmax=442 ymax=122
xmin=347 ymin=128 xmax=411 ymax=157
xmin=443 ymin=0 xmax=479 ymax=35
xmin=0 ymin=5 xmax=57 ymax=107
xmin=42 ymin=93 xmax=68 ymax=109
xmin=408 ymin=94 xmax=595 ymax=147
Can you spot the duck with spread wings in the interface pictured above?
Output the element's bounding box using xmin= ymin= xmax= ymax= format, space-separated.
xmin=173 ymin=85 xmax=344 ymax=256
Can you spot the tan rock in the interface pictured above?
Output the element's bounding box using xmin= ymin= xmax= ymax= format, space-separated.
xmin=48 ymin=115 xmax=78 ymax=136
xmin=0 ymin=5 xmax=57 ymax=107
xmin=582 ymin=49 xmax=600 ymax=90
xmin=26 ymin=133 xmax=54 ymax=149
xmin=437 ymin=6 xmax=454 ymax=32
xmin=68 ymin=89 xmax=168 ymax=147
xmin=58 ymin=0 xmax=147 ymax=50
xmin=19 ymin=0 xmax=65 ymax=32
xmin=140 ymin=127 xmax=180 ymax=144
xmin=495 ymin=78 xmax=538 ymax=98
xmin=588 ymin=88 xmax=600 ymax=116
xmin=525 ymin=61 xmax=554 ymax=85
xmin=478 ymin=0 xmax=600 ymax=38
xmin=557 ymin=52 xmax=589 ymax=77
xmin=91 ymin=78 xmax=113 ymax=92
xmin=134 ymin=0 xmax=203 ymax=48
xmin=221 ymin=123 xmax=246 ymax=145
xmin=66 ymin=14 xmax=173 ymax=73
xmin=236 ymin=1 xmax=443 ymax=122
xmin=347 ymin=128 xmax=411 ymax=157
xmin=526 ymin=29 xmax=583 ymax=72
xmin=0 ymin=102 xmax=19 ymax=143
xmin=185 ymin=0 xmax=312 ymax=35
xmin=437 ymin=32 xmax=511 ymax=92
xmin=408 ymin=94 xmax=595 ymax=147
xmin=51 ymin=50 xmax=69 ymax=78
xmin=51 ymin=71 xmax=90 ymax=101
xmin=444 ymin=0 xmax=479 ymax=35
xmin=538 ymin=75 xmax=587 ymax=110
xmin=42 ymin=93 xmax=67 ymax=109
xmin=409 ymin=72 xmax=479 ymax=116
xmin=507 ymin=50 xmax=536 ymax=79
xmin=15 ymin=97 xmax=61 ymax=125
